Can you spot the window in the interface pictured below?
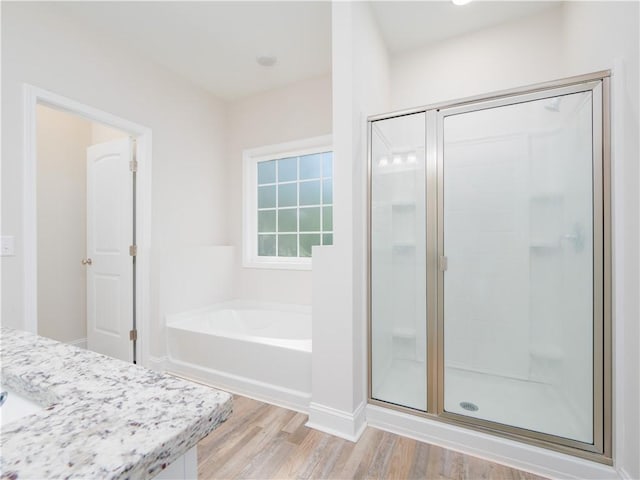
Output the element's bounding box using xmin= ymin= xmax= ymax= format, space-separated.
xmin=243 ymin=136 xmax=333 ymax=269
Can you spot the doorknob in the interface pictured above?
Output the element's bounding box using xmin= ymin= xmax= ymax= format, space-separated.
xmin=82 ymin=258 xmax=93 ymax=266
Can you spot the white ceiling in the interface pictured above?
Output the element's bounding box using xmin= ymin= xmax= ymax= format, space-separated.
xmin=54 ymin=1 xmax=332 ymax=101
xmin=371 ymin=1 xmax=561 ymax=54
xmin=50 ymin=1 xmax=561 ymax=102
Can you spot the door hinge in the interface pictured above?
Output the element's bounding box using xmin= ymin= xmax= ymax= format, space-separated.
xmin=439 ymin=255 xmax=448 ymax=272
xmin=129 ymin=329 xmax=138 ymax=342
xmin=129 ymin=160 xmax=138 ymax=172
xmin=129 ymin=244 xmax=137 ymax=257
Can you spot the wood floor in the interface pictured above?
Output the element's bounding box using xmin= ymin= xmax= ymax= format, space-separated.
xmin=197 ymin=395 xmax=547 ymax=480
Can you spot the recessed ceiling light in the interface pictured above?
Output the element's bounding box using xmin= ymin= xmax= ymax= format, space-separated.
xmin=452 ymin=0 xmax=472 ymax=5
xmin=256 ymin=55 xmax=277 ymax=67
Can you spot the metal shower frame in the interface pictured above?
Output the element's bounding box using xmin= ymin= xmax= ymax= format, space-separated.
xmin=366 ymin=70 xmax=612 ymax=464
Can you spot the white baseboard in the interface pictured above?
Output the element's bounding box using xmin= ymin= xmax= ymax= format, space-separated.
xmin=67 ymin=337 xmax=87 ymax=349
xmin=165 ymin=357 xmax=310 ymax=414
xmin=366 ymin=404 xmax=619 ymax=480
xmin=148 ymin=355 xmax=168 ymax=372
xmin=306 ymin=401 xmax=367 ymax=442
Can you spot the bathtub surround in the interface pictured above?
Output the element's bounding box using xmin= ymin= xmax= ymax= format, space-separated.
xmin=156 ymin=244 xmax=237 ymax=366
xmin=0 ymin=327 xmax=232 ymax=479
xmin=166 ymin=300 xmax=311 ymax=413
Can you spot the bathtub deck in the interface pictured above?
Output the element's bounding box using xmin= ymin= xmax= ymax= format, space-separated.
xmin=197 ymin=395 xmax=548 ymax=480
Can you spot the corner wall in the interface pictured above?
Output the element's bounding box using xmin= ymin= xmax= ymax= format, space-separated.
xmin=309 ymin=0 xmax=390 ymax=439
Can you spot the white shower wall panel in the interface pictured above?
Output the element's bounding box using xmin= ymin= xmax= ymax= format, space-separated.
xmin=443 ymin=135 xmax=531 ymax=379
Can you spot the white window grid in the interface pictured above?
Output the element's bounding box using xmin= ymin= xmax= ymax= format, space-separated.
xmin=257 ymin=153 xmax=333 ymax=258
xmin=243 ymin=135 xmax=333 ymax=270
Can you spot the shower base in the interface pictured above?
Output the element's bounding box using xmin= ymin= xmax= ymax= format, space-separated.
xmin=444 ymin=367 xmax=591 ymax=443
xmin=372 ymin=359 xmax=427 ymax=411
xmin=372 ymin=364 xmax=591 ymax=444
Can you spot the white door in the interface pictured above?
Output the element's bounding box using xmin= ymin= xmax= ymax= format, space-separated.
xmin=86 ymin=138 xmax=134 ymax=362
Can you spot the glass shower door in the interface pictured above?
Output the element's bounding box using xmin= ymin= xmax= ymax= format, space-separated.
xmin=370 ymin=112 xmax=427 ymax=411
xmin=440 ymin=87 xmax=599 ymax=445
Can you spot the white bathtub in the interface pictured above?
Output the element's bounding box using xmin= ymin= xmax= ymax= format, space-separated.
xmin=166 ymin=301 xmax=311 ymax=412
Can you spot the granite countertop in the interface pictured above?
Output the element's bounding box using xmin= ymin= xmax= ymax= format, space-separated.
xmin=0 ymin=328 xmax=232 ymax=480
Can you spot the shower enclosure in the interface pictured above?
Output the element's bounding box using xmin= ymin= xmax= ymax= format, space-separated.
xmin=368 ymin=72 xmax=611 ymax=462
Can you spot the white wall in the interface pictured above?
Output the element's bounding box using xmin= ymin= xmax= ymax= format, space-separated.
xmin=349 ymin=2 xmax=392 ymax=420
xmin=36 ymin=105 xmax=93 ymax=344
xmin=387 ymin=2 xmax=639 ymax=477
xmin=309 ymin=1 xmax=390 ymax=439
xmin=157 ymin=246 xmax=236 ymax=321
xmin=226 ymin=75 xmax=332 ymax=306
xmin=390 ymin=5 xmax=566 ymax=111
xmin=560 ymin=4 xmax=640 ymax=475
xmin=1 ymin=2 xmax=229 ymax=359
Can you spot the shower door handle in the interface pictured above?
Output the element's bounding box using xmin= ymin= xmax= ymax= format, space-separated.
xmin=81 ymin=258 xmax=93 ymax=266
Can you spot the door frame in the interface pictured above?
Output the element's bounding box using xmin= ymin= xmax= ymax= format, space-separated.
xmin=23 ymin=84 xmax=152 ymax=367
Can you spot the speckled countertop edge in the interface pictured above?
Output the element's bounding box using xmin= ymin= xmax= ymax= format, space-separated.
xmin=0 ymin=327 xmax=233 ymax=480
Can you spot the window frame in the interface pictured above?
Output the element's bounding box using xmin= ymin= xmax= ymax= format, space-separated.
xmin=243 ymin=134 xmax=333 ymax=270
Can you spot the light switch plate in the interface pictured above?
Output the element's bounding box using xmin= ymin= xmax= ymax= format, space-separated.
xmin=1 ymin=236 xmax=15 ymax=256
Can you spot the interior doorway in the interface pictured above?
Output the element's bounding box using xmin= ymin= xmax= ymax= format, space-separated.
xmin=24 ymin=85 xmax=152 ymax=366
xmin=36 ymin=104 xmax=136 ymax=362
